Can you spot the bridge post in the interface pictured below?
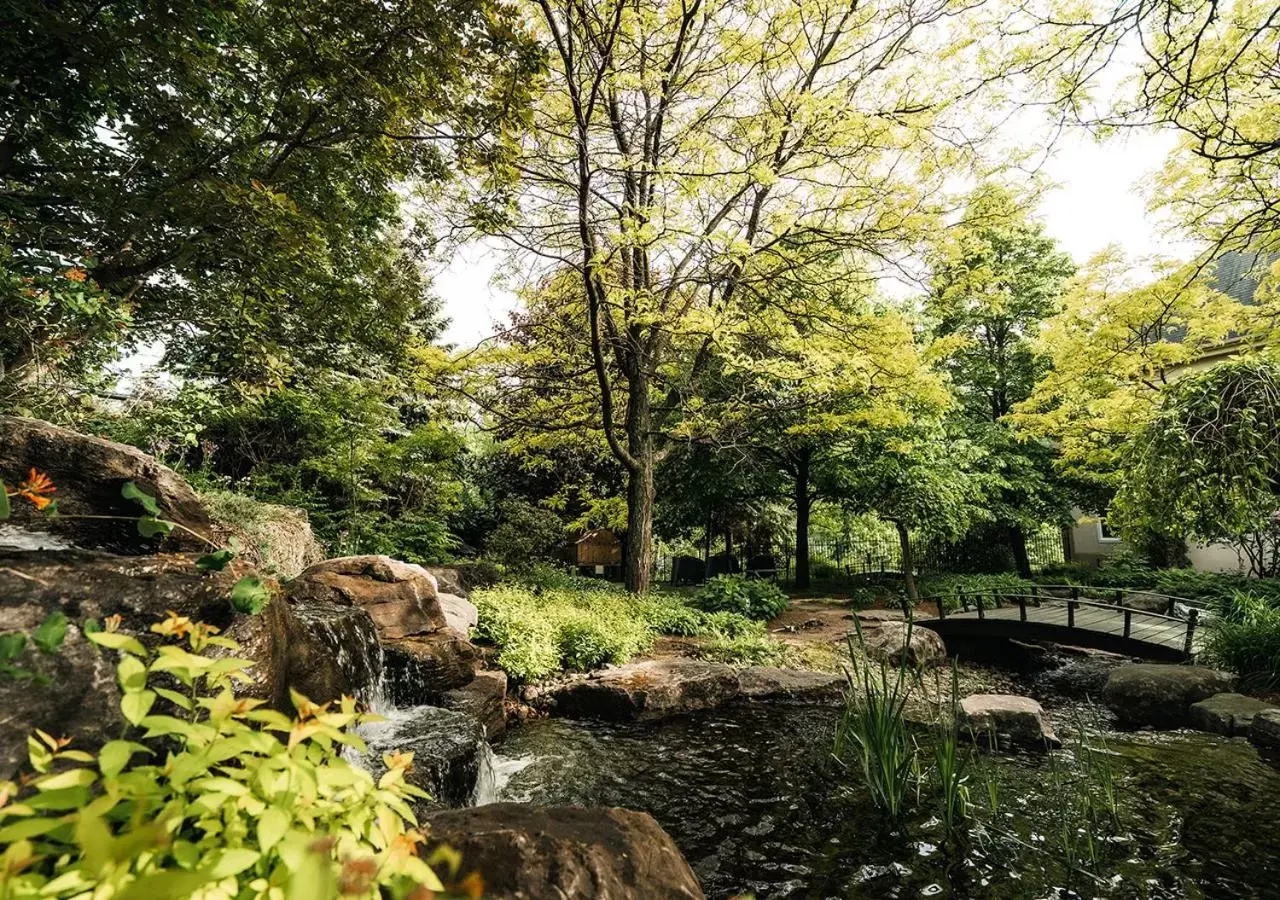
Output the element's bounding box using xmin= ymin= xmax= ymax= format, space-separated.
xmin=1184 ymin=608 xmax=1199 ymax=658
xmin=936 ymin=596 xmax=946 ymax=620
xmin=976 ymin=593 xmax=985 ymax=620
xmin=1068 ymin=599 xmax=1076 ymax=629
xmin=1123 ymin=609 xmax=1132 ymax=639
xmin=1018 ymin=594 xmax=1027 ymax=622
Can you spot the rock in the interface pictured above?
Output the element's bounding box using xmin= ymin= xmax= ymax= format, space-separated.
xmin=1120 ymin=592 xmax=1172 ymax=614
xmin=1189 ymin=693 xmax=1277 ymax=737
xmin=0 ymin=550 xmax=369 ymax=716
xmin=383 ymin=630 xmax=479 ymax=704
xmin=424 ymin=803 xmax=704 ymax=899
xmin=959 ymin=694 xmax=1060 ymax=751
xmin=736 ymin=666 xmax=844 ymax=704
xmin=0 ymin=415 xmax=214 ymax=553
xmin=364 ymin=706 xmax=486 ymax=807
xmin=0 ymin=625 xmax=122 ymax=780
xmin=1103 ymin=663 xmax=1236 ymax=728
xmin=1249 ymin=709 xmax=1280 ymax=750
xmin=205 ymin=496 xmax=324 ymax=578
xmin=858 ymin=620 xmax=946 ymax=668
xmin=283 ymin=599 xmax=385 ymax=706
xmin=441 ymin=669 xmax=508 ymax=739
xmin=438 ymin=592 xmax=479 ymax=635
xmin=287 ymin=555 xmax=445 ymax=639
xmin=428 ymin=566 xmax=470 ymax=598
xmin=543 ymin=659 xmax=741 ymax=721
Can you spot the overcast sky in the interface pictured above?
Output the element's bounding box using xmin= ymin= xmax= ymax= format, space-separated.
xmin=435 ymin=126 xmax=1185 ymax=349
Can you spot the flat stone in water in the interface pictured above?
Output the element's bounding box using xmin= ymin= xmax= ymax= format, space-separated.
xmin=1190 ymin=692 xmax=1277 ymax=736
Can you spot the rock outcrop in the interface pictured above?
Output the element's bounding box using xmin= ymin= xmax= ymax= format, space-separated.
xmin=1103 ymin=663 xmax=1236 ymax=728
xmin=0 ymin=415 xmax=214 ymax=552
xmin=1190 ymin=693 xmax=1278 ymax=737
xmin=424 ymin=803 xmax=704 ymax=899
xmin=364 ymin=706 xmax=487 ymax=807
xmin=540 ymin=659 xmax=843 ymax=721
xmin=857 ymin=619 xmax=947 ymax=668
xmin=959 ymin=694 xmax=1060 ymax=750
xmin=1249 ymin=709 xmax=1280 ymax=751
xmin=441 ymin=669 xmax=509 ymax=739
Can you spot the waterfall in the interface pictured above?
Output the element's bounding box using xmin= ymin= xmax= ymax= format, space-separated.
xmin=471 ymin=743 xmax=534 ymax=806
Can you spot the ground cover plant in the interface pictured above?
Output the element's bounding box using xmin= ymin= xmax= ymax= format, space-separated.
xmin=471 ymin=573 xmax=793 ymax=680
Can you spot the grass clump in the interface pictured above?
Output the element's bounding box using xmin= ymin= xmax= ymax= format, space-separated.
xmin=1204 ymin=590 xmax=1280 ymax=687
xmin=692 ymin=574 xmax=788 ymax=620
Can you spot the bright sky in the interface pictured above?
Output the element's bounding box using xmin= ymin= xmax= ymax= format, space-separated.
xmin=435 ymin=126 xmax=1187 ymax=349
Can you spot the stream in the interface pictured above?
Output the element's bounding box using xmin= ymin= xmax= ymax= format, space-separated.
xmin=480 ymin=702 xmax=1280 ymax=898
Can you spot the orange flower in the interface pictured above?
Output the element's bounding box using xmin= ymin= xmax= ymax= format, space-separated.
xmin=151 ymin=610 xmax=194 ymax=639
xmin=63 ymin=268 xmax=88 ymax=282
xmin=16 ymin=469 xmax=55 ymax=510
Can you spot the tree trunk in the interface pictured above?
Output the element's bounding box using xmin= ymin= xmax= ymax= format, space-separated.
xmin=623 ymin=375 xmax=655 ymax=594
xmin=896 ymin=521 xmax=919 ymax=605
xmin=793 ymin=448 xmax=812 ymax=590
xmin=1008 ymin=524 xmax=1032 ymax=579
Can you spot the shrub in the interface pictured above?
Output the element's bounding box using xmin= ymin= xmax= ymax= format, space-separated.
xmin=0 ymin=614 xmax=446 ymax=899
xmin=484 ymin=499 xmax=565 ymax=571
xmin=697 ymin=630 xmax=793 ymax=667
xmin=809 ymin=556 xmax=843 ymax=580
xmin=639 ymin=596 xmax=706 ymax=637
xmin=915 ymin=573 xmax=1031 ymax=613
xmin=692 ymin=575 xmax=788 ymax=620
xmin=1204 ymin=591 xmax=1280 ymax=688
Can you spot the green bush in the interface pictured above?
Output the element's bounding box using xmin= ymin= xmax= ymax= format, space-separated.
xmin=1204 ymin=591 xmax=1280 ymax=688
xmin=484 ymin=499 xmax=566 ymax=571
xmin=692 ymin=575 xmax=788 ymax=620
xmin=916 ymin=573 xmax=1032 ymax=613
xmin=809 ymin=556 xmax=843 ymax=580
xmin=698 ymin=629 xmax=793 ymax=666
xmin=0 ymin=616 xmax=445 ymax=898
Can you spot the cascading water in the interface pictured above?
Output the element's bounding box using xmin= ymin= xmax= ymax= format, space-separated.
xmin=291 ymin=599 xmax=390 ymax=709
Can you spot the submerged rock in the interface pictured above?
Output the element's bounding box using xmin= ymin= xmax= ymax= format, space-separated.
xmin=363 ymin=706 xmax=486 ymax=807
xmin=1190 ymin=693 xmax=1277 ymax=737
xmin=1249 ymin=709 xmax=1280 ymax=751
xmin=1103 ymin=663 xmax=1236 ymax=729
xmin=857 ymin=620 xmax=946 ymax=668
xmin=0 ymin=415 xmax=213 ymax=553
xmin=959 ymin=693 xmax=1060 ymax=751
xmin=424 ymin=803 xmax=704 ymax=899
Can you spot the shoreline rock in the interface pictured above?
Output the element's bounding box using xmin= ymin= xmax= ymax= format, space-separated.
xmin=1190 ymin=693 xmax=1277 ymax=737
xmin=1103 ymin=663 xmax=1236 ymax=729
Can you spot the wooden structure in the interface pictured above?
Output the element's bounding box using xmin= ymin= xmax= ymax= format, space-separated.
xmin=914 ymin=586 xmax=1206 ymax=662
xmin=572 ymin=529 xmax=623 ymax=578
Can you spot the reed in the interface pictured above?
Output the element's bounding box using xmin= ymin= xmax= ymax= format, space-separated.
xmin=931 ymin=662 xmax=971 ymax=837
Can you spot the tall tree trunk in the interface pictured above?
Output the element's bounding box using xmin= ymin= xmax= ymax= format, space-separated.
xmin=1008 ymin=524 xmax=1032 ymax=579
xmin=793 ymin=447 xmax=812 ymax=590
xmin=896 ymin=521 xmax=919 ymax=605
xmin=623 ymin=375 xmax=654 ymax=593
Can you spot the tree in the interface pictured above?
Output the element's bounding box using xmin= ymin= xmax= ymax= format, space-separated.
xmin=927 ymin=185 xmax=1075 ymax=574
xmin=505 ymin=0 xmax=992 ymax=591
xmin=1014 ymin=248 xmax=1246 ymax=490
xmin=0 ymin=0 xmax=541 ymax=396
xmin=835 ymin=422 xmax=997 ymax=603
xmin=1115 ymin=356 xmax=1280 ymax=577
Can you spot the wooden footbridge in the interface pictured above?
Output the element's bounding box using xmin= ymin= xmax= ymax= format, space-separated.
xmin=914 ymin=587 xmax=1207 ymax=662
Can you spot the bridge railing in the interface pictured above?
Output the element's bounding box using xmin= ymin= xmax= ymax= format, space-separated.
xmin=917 ymin=585 xmax=1207 ymax=657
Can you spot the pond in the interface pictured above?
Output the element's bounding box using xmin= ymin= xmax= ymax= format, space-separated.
xmin=485 ymin=703 xmax=1280 ymax=898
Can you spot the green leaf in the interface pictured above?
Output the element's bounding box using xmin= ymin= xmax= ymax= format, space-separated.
xmin=99 ymin=740 xmax=150 ymax=778
xmin=204 ymin=847 xmax=260 ymax=878
xmin=31 ymin=611 xmax=68 ymax=655
xmin=196 ymin=549 xmax=236 ymax=572
xmin=82 ymin=618 xmax=103 ymax=636
xmin=121 ymin=690 xmax=157 ymax=725
xmin=230 ymin=576 xmax=271 ymax=615
xmin=117 ymin=656 xmax=147 ymax=692
xmin=0 ymin=487 xmax=10 ymax=521
xmin=137 ymin=516 xmax=174 ymax=539
xmin=256 ymin=806 xmax=289 ymax=852
xmin=88 ymin=631 xmax=147 ymax=656
xmin=121 ymin=481 xmax=161 ymax=516
xmin=0 ymin=632 xmax=26 ymax=664
xmin=116 ymin=870 xmax=215 ymax=900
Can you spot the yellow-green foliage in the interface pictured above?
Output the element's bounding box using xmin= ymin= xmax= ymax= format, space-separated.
xmin=472 ymin=580 xmax=795 ymax=679
xmin=0 ymin=615 xmax=444 ymax=900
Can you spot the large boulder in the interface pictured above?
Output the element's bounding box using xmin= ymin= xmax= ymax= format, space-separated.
xmin=1190 ymin=693 xmax=1278 ymax=737
xmin=1103 ymin=663 xmax=1236 ymax=728
xmin=0 ymin=624 xmax=122 ymax=780
xmin=287 ymin=556 xmax=446 ymax=639
xmin=1249 ymin=709 xmax=1280 ymax=751
xmin=544 ymin=659 xmax=742 ymax=721
xmin=959 ymin=694 xmax=1060 ymax=751
xmin=438 ymin=592 xmax=479 ymax=635
xmin=858 ymin=620 xmax=946 ymax=668
xmin=736 ymin=666 xmax=844 ymax=704
xmin=383 ymin=631 xmax=479 ymax=703
xmin=441 ymin=669 xmax=508 ymax=739
xmin=424 ymin=804 xmax=704 ymax=899
xmin=0 ymin=416 xmax=213 ymax=553
xmin=363 ymin=706 xmax=486 ymax=807
xmin=203 ymin=493 xmax=324 ymax=578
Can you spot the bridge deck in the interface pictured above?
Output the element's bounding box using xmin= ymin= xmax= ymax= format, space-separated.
xmin=916 ymin=600 xmax=1203 ymax=660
